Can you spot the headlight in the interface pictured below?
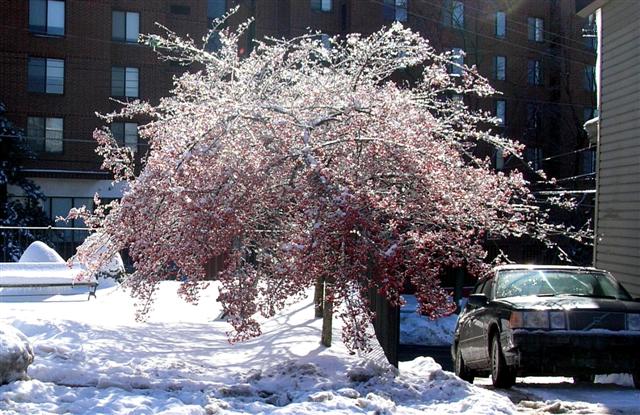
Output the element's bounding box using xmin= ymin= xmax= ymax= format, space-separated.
xmin=627 ymin=313 xmax=640 ymax=331
xmin=510 ymin=311 xmax=551 ymax=329
xmin=509 ymin=311 xmax=567 ymax=330
xmin=549 ymin=311 xmax=566 ymax=329
xmin=523 ymin=311 xmax=550 ymax=329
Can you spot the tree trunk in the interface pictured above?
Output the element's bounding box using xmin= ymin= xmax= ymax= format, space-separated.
xmin=314 ymin=276 xmax=324 ymax=318
xmin=321 ymin=281 xmax=333 ymax=347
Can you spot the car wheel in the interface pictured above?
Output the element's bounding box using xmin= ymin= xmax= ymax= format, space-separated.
xmin=491 ymin=334 xmax=516 ymax=388
xmin=633 ymin=371 xmax=640 ymax=390
xmin=454 ymin=346 xmax=475 ymax=383
xmin=573 ymin=374 xmax=595 ymax=384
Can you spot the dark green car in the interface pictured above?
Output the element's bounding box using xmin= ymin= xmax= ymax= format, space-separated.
xmin=451 ymin=265 xmax=640 ymax=389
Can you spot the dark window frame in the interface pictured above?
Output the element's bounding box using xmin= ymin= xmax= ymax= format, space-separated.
xmin=29 ymin=0 xmax=65 ymax=36
xmin=111 ymin=66 xmax=140 ymax=98
xmin=495 ymin=99 xmax=506 ymax=126
xmin=311 ymin=0 xmax=333 ymax=13
xmin=111 ymin=121 xmax=139 ymax=153
xmin=494 ymin=55 xmax=506 ymax=81
xmin=170 ymin=5 xmax=191 ymax=15
xmin=26 ymin=115 xmax=64 ymax=154
xmin=495 ymin=11 xmax=506 ymax=38
xmin=528 ymin=17 xmax=544 ymax=42
xmin=112 ymin=10 xmax=140 ymax=43
xmin=527 ymin=59 xmax=543 ymax=86
xmin=27 ymin=56 xmax=65 ymax=95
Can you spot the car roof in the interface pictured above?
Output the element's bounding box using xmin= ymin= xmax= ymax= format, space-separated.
xmin=492 ymin=264 xmax=605 ymax=272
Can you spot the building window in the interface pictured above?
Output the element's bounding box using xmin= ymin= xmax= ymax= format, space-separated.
xmin=495 ymin=11 xmax=506 ymax=38
xmin=495 ymin=100 xmax=506 ymax=126
xmin=111 ymin=67 xmax=139 ymax=97
xmin=111 ymin=122 xmax=138 ymax=152
xmin=583 ymin=13 xmax=597 ymax=51
xmin=526 ymin=103 xmax=543 ymax=135
xmin=495 ymin=148 xmax=504 ymax=170
xmin=29 ymin=0 xmax=65 ymax=36
xmin=527 ymin=60 xmax=543 ymax=86
xmin=112 ymin=11 xmax=139 ymax=43
xmin=206 ymin=0 xmax=226 ymax=51
xmin=580 ymin=149 xmax=596 ymax=174
xmin=528 ymin=17 xmax=544 ymax=42
xmin=443 ymin=0 xmax=464 ymax=28
xmin=208 ymin=0 xmax=226 ymax=20
xmin=583 ymin=106 xmax=597 ymax=122
xmin=494 ymin=56 xmax=506 ymax=80
xmin=449 ymin=48 xmax=464 ymax=76
xmin=170 ymin=5 xmax=191 ymax=15
xmin=42 ymin=197 xmax=94 ymax=243
xmin=27 ymin=116 xmax=63 ymax=153
xmin=319 ymin=34 xmax=331 ymax=49
xmin=584 ymin=65 xmax=596 ymax=92
xmin=311 ymin=0 xmax=332 ymax=12
xmin=525 ymin=147 xmax=543 ymax=170
xmin=383 ymin=0 xmax=407 ymax=22
xmin=28 ymin=57 xmax=64 ymax=94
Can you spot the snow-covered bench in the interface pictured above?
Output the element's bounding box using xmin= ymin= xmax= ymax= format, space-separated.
xmin=0 ymin=242 xmax=98 ymax=300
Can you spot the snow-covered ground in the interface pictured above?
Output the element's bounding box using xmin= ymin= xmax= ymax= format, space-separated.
xmin=1 ymin=282 xmax=638 ymax=414
xmin=0 ymin=281 xmax=517 ymax=414
xmin=475 ymin=376 xmax=639 ymax=414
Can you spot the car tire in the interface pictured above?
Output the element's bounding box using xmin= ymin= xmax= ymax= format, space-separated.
xmin=633 ymin=372 xmax=640 ymax=390
xmin=573 ymin=374 xmax=595 ymax=384
xmin=454 ymin=346 xmax=475 ymax=383
xmin=491 ymin=334 xmax=516 ymax=389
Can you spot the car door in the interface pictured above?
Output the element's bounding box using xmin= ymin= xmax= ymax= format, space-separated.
xmin=466 ymin=278 xmax=495 ymax=368
xmin=457 ymin=281 xmax=486 ymax=365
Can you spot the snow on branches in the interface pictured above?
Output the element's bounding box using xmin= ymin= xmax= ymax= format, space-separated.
xmin=75 ymin=20 xmax=589 ymax=350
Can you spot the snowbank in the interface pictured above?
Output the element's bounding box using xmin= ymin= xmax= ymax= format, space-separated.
xmin=0 ymin=282 xmax=518 ymax=414
xmin=0 ymin=262 xmax=92 ymax=285
xmin=0 ymin=324 xmax=34 ymax=385
xmin=18 ymin=241 xmax=65 ymax=263
xmin=400 ymin=295 xmax=458 ymax=346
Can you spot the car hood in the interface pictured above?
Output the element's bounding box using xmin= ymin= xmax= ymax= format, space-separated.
xmin=495 ymin=295 xmax=640 ymax=312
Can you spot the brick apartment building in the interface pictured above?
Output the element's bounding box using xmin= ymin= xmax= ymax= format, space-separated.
xmin=0 ymin=0 xmax=596 ymax=259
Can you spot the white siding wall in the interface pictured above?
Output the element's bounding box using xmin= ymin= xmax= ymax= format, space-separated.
xmin=595 ymin=2 xmax=640 ymax=295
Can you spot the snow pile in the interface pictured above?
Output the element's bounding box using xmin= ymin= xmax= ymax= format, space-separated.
xmin=18 ymin=241 xmax=65 ymax=263
xmin=0 ymin=263 xmax=90 ymax=286
xmin=0 ymin=323 xmax=34 ymax=385
xmin=0 ymin=282 xmax=518 ymax=414
xmin=400 ymin=295 xmax=458 ymax=346
xmin=0 ymin=242 xmax=106 ymax=296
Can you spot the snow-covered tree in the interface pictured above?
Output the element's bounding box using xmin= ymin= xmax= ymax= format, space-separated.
xmin=0 ymin=102 xmax=51 ymax=261
xmin=72 ymin=19 xmax=589 ymax=350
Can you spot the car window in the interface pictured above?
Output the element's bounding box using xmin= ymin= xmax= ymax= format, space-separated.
xmin=494 ymin=269 xmax=633 ymax=300
xmin=473 ymin=281 xmax=485 ymax=295
xmin=482 ymin=279 xmax=493 ymax=299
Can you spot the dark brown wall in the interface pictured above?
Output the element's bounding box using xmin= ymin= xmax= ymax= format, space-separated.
xmin=0 ymin=0 xmax=209 ymax=175
xmin=1 ymin=0 xmax=596 ymax=182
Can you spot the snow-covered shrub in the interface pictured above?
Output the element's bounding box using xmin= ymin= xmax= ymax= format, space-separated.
xmin=0 ymin=324 xmax=34 ymax=385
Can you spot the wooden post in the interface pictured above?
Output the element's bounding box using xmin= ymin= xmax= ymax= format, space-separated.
xmin=321 ymin=280 xmax=333 ymax=347
xmin=314 ymin=276 xmax=324 ymax=318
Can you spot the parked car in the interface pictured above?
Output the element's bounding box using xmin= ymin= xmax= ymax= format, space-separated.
xmin=451 ymin=265 xmax=640 ymax=389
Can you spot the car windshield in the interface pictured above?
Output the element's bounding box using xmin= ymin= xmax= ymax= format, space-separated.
xmin=494 ymin=269 xmax=633 ymax=300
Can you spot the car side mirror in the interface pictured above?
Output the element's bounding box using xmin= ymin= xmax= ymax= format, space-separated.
xmin=468 ymin=294 xmax=488 ymax=308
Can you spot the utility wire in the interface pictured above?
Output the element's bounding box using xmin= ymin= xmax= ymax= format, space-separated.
xmin=411 ymin=0 xmax=597 ymax=55
xmin=369 ymin=0 xmax=598 ymax=67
